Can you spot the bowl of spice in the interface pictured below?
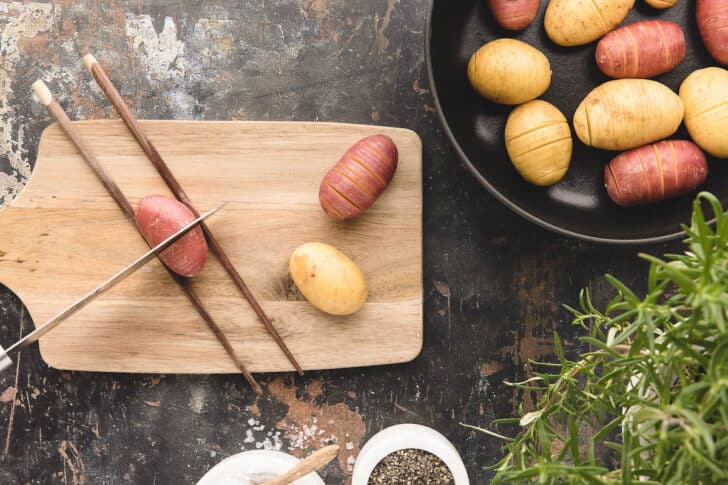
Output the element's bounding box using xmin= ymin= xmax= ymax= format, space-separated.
xmin=352 ymin=424 xmax=469 ymax=485
xmin=196 ymin=449 xmax=325 ymax=485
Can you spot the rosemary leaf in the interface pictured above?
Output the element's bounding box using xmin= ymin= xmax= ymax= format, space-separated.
xmin=471 ymin=193 xmax=728 ymax=484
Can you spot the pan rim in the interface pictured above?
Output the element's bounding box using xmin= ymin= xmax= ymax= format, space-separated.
xmin=423 ymin=0 xmax=690 ymax=245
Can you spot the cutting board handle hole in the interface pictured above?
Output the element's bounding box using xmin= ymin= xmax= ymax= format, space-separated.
xmin=0 ymin=282 xmax=34 ymax=345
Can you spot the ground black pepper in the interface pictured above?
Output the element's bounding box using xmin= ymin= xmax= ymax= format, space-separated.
xmin=367 ymin=448 xmax=455 ymax=484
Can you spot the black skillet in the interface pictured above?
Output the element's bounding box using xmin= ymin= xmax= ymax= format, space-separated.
xmin=425 ymin=0 xmax=727 ymax=244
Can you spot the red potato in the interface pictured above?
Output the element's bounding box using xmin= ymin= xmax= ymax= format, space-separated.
xmin=319 ymin=134 xmax=398 ymax=220
xmin=605 ymin=140 xmax=707 ymax=207
xmin=596 ymin=20 xmax=685 ymax=79
xmin=135 ymin=194 xmax=208 ymax=276
xmin=697 ymin=0 xmax=728 ymax=65
xmin=488 ymin=0 xmax=541 ymax=30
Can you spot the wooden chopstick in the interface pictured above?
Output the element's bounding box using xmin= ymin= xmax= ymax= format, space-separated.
xmin=31 ymin=80 xmax=263 ymax=396
xmin=82 ymin=53 xmax=304 ymax=376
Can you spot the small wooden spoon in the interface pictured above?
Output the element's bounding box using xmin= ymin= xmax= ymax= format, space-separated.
xmin=260 ymin=444 xmax=339 ymax=485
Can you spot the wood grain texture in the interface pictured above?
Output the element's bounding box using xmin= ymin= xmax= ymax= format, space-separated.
xmin=85 ymin=57 xmax=303 ymax=374
xmin=35 ymin=92 xmax=260 ymax=391
xmin=0 ymin=120 xmax=423 ymax=373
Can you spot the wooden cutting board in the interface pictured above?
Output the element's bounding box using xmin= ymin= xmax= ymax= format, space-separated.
xmin=0 ymin=121 xmax=422 ymax=373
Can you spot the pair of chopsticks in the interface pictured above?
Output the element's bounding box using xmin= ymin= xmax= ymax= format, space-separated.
xmin=32 ymin=52 xmax=303 ymax=395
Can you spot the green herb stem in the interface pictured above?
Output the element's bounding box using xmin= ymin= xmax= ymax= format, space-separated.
xmin=474 ymin=193 xmax=728 ymax=484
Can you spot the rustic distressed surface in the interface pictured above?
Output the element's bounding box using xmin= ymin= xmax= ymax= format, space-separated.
xmin=0 ymin=1 xmax=677 ymax=483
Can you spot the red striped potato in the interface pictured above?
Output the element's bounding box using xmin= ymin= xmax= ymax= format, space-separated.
xmin=488 ymin=0 xmax=541 ymax=30
xmin=605 ymin=140 xmax=707 ymax=206
xmin=697 ymin=0 xmax=728 ymax=65
xmin=135 ymin=194 xmax=208 ymax=277
xmin=319 ymin=135 xmax=398 ymax=220
xmin=596 ymin=20 xmax=685 ymax=79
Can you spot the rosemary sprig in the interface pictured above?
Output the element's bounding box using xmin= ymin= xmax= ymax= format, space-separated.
xmin=481 ymin=192 xmax=728 ymax=484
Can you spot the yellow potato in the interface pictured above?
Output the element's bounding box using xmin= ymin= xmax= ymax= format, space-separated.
xmin=467 ymin=39 xmax=551 ymax=105
xmin=573 ymin=79 xmax=684 ymax=151
xmin=645 ymin=0 xmax=677 ymax=8
xmin=545 ymin=0 xmax=636 ymax=46
xmin=505 ymin=100 xmax=572 ymax=186
xmin=289 ymin=242 xmax=368 ymax=316
xmin=680 ymin=67 xmax=728 ymax=158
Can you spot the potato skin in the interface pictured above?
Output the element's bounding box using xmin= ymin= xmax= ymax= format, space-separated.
xmin=135 ymin=194 xmax=208 ymax=277
xmin=605 ymin=140 xmax=707 ymax=206
xmin=545 ymin=0 xmax=636 ymax=47
xmin=467 ymin=39 xmax=551 ymax=105
xmin=488 ymin=0 xmax=540 ymax=30
xmin=645 ymin=0 xmax=677 ymax=8
xmin=319 ymin=134 xmax=398 ymax=220
xmin=697 ymin=0 xmax=728 ymax=65
xmin=573 ymin=79 xmax=684 ymax=151
xmin=505 ymin=100 xmax=572 ymax=186
xmin=289 ymin=242 xmax=368 ymax=316
xmin=680 ymin=67 xmax=728 ymax=158
xmin=596 ymin=20 xmax=685 ymax=79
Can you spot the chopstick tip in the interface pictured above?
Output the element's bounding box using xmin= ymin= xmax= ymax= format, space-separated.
xmin=31 ymin=79 xmax=52 ymax=106
xmin=82 ymin=53 xmax=97 ymax=72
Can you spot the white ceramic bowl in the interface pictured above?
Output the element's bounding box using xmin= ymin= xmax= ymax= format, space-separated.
xmin=197 ymin=449 xmax=325 ymax=485
xmin=352 ymin=424 xmax=470 ymax=484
